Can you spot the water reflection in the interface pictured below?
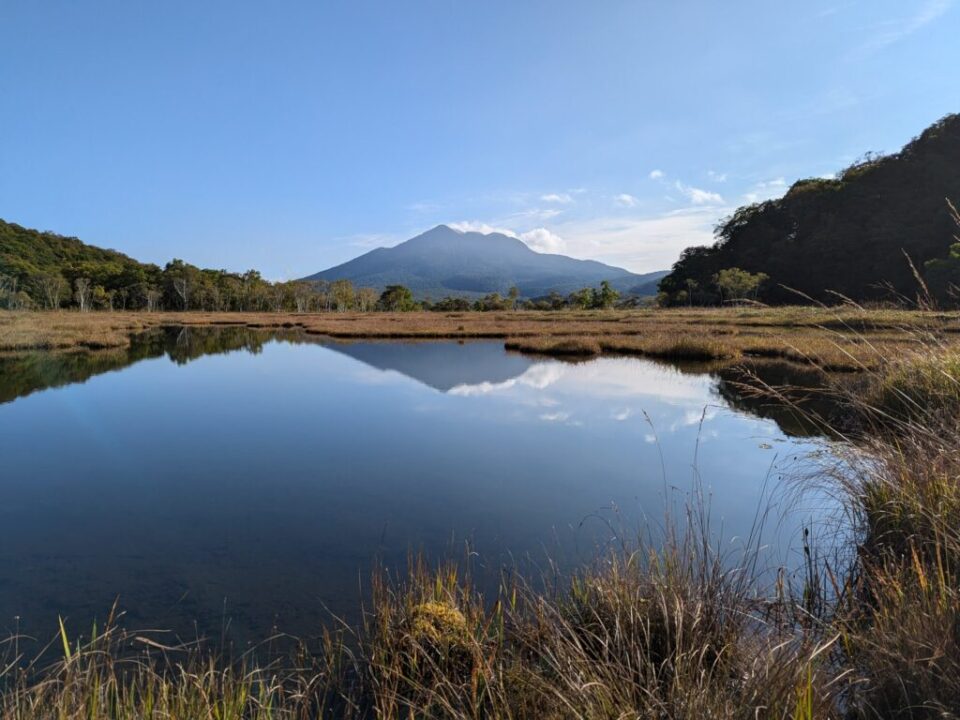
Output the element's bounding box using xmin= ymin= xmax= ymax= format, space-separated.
xmin=0 ymin=329 xmax=835 ymax=643
xmin=324 ymin=340 xmax=535 ymax=392
xmin=1 ymin=328 xmax=833 ymax=440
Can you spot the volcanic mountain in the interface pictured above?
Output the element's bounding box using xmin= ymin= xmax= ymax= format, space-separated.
xmin=303 ymin=224 xmax=665 ymax=298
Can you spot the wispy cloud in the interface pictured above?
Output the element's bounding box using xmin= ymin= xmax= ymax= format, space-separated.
xmin=615 ymin=193 xmax=638 ymax=207
xmin=448 ymin=220 xmax=513 ymax=236
xmin=540 ymin=193 xmax=573 ymax=204
xmin=508 ymin=207 xmax=564 ymax=222
xmin=707 ymin=170 xmax=728 ymax=183
xmin=674 ymin=181 xmax=724 ymax=205
xmin=550 ymin=205 xmax=725 ymax=271
xmin=407 ymin=201 xmax=442 ymax=214
xmin=741 ymin=177 xmax=788 ymax=204
xmin=648 ymin=169 xmax=665 ymax=180
xmin=339 ymin=232 xmax=404 ymax=250
xmin=520 ymin=227 xmax=566 ymax=253
xmin=855 ymin=0 xmax=953 ymax=56
xmin=447 ymin=221 xmax=567 ymax=255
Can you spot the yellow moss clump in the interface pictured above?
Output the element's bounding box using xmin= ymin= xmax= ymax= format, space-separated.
xmin=410 ymin=601 xmax=469 ymax=646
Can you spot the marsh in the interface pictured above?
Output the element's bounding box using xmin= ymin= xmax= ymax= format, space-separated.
xmin=0 ymin=327 xmax=831 ymax=643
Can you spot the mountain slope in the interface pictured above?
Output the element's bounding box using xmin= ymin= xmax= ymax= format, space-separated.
xmin=659 ymin=114 xmax=960 ymax=305
xmin=304 ymin=225 xmax=666 ymax=298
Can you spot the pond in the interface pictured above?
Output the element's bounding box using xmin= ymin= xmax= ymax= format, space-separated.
xmin=0 ymin=327 xmax=835 ymax=646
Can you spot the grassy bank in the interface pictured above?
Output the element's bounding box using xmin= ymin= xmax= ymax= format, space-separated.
xmin=1 ymin=346 xmax=958 ymax=718
xmin=3 ymin=311 xmax=960 ymax=717
xmin=4 ymin=306 xmax=959 ymax=371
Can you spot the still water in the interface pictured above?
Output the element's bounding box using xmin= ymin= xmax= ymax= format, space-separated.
xmin=0 ymin=328 xmax=831 ymax=644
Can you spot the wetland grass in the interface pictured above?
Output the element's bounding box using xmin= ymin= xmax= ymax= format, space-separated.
xmin=4 ymin=308 xmax=960 ymax=717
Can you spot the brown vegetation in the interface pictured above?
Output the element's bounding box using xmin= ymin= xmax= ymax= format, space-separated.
xmin=4 ymin=308 xmax=960 ymax=717
xmin=3 ymin=306 xmax=959 ymax=371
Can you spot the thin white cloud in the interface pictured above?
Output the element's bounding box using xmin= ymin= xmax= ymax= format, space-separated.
xmin=447 ymin=221 xmax=567 ymax=254
xmin=707 ymin=170 xmax=728 ymax=183
xmin=540 ymin=193 xmax=573 ymax=204
xmin=523 ymin=207 xmax=564 ymax=221
xmin=648 ymin=169 xmax=665 ymax=180
xmin=741 ymin=177 xmax=788 ymax=204
xmin=520 ymin=227 xmax=566 ymax=254
xmin=615 ymin=193 xmax=639 ymax=207
xmin=549 ymin=205 xmax=725 ymax=272
xmin=855 ymin=0 xmax=953 ymax=55
xmin=407 ymin=201 xmax=442 ymax=214
xmin=448 ymin=221 xmax=514 ymax=236
xmin=675 ymin=181 xmax=724 ymax=205
xmin=337 ymin=232 xmax=404 ymax=250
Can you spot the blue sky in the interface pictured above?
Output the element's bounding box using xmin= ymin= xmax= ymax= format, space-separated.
xmin=2 ymin=1 xmax=957 ymax=278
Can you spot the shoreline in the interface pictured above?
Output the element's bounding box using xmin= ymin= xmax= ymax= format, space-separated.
xmin=2 ymin=306 xmax=957 ymax=371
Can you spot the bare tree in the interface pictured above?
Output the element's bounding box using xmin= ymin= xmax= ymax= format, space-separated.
xmin=37 ymin=275 xmax=65 ymax=309
xmin=270 ymin=285 xmax=286 ymax=312
xmin=173 ymin=277 xmax=190 ymax=310
xmin=74 ymin=278 xmax=92 ymax=312
xmin=293 ymin=282 xmax=314 ymax=313
xmin=143 ymin=285 xmax=162 ymax=312
xmin=356 ymin=286 xmax=378 ymax=312
xmin=0 ymin=274 xmax=17 ymax=309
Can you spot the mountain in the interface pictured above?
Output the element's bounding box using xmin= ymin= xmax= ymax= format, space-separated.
xmin=303 ymin=225 xmax=667 ymax=298
xmin=659 ymin=113 xmax=960 ymax=305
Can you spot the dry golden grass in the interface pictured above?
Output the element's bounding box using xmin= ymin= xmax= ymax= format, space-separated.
xmin=3 ymin=307 xmax=958 ymax=371
xmin=4 ymin=310 xmax=960 ymax=716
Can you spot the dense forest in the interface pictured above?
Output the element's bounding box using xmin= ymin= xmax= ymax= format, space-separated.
xmin=659 ymin=113 xmax=960 ymax=306
xmin=0 ymin=220 xmax=627 ymax=312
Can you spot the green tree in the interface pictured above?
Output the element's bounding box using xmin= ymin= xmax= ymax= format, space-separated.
xmin=378 ymin=284 xmax=416 ymax=311
xmin=568 ymin=287 xmax=593 ymax=310
xmin=330 ymin=279 xmax=356 ymax=311
xmin=924 ymin=199 xmax=960 ymax=305
xmin=712 ymin=267 xmax=768 ymax=304
xmin=592 ymin=280 xmax=620 ymax=309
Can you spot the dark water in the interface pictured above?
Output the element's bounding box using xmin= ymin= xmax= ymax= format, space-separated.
xmin=0 ymin=327 xmax=833 ymax=645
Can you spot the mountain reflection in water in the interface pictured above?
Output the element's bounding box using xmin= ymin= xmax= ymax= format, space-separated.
xmin=0 ymin=327 xmax=836 ymax=643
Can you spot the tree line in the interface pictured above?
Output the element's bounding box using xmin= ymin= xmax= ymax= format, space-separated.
xmin=0 ymin=220 xmax=634 ymax=313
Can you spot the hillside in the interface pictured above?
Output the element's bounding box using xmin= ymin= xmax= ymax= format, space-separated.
xmin=0 ymin=220 xmax=156 ymax=295
xmin=658 ymin=114 xmax=960 ymax=305
xmin=304 ymin=225 xmax=666 ymax=298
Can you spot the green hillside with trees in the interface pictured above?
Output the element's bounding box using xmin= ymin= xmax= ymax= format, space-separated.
xmin=658 ymin=113 xmax=960 ymax=306
xmin=0 ymin=219 xmax=626 ymax=313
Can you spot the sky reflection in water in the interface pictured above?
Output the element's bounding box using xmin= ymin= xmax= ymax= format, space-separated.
xmin=0 ymin=333 xmax=832 ymax=643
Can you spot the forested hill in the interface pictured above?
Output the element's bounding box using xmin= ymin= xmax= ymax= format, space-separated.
xmin=0 ymin=220 xmax=151 ymax=289
xmin=658 ymin=114 xmax=960 ymax=306
xmin=0 ymin=219 xmax=659 ymax=312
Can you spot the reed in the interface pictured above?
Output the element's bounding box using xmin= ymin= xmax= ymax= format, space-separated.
xmin=2 ymin=307 xmax=956 ymax=373
xmin=4 ymin=305 xmax=960 ymax=717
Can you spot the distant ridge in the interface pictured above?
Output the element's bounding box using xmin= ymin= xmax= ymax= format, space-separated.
xmin=303 ymin=224 xmax=666 ymax=298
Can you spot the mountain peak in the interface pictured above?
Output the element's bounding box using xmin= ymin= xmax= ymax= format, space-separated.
xmin=304 ymin=225 xmax=667 ymax=299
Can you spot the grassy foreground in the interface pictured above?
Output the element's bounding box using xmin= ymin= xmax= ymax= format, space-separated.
xmin=3 ymin=306 xmax=960 ymax=371
xmin=3 ymin=310 xmax=960 ymax=717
